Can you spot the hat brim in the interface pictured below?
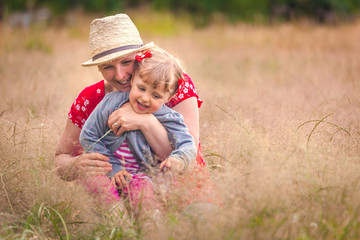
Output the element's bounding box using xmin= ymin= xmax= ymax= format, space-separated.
xmin=81 ymin=42 xmax=154 ymax=67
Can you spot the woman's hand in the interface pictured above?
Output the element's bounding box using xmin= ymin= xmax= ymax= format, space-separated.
xmin=108 ymin=103 xmax=147 ymax=136
xmin=72 ymin=152 xmax=112 ymax=179
xmin=111 ymin=170 xmax=133 ymax=190
xmin=55 ymin=119 xmax=112 ymax=181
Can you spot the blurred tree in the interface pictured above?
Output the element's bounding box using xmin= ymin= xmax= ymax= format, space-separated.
xmin=220 ymin=0 xmax=269 ymax=22
xmin=270 ymin=0 xmax=360 ymax=22
xmin=2 ymin=0 xmax=360 ymax=24
xmin=0 ymin=0 xmax=3 ymax=20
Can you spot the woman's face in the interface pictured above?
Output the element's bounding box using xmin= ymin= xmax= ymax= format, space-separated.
xmin=98 ymin=53 xmax=137 ymax=92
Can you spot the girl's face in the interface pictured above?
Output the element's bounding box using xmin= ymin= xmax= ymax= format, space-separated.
xmin=98 ymin=53 xmax=137 ymax=92
xmin=129 ymin=75 xmax=172 ymax=114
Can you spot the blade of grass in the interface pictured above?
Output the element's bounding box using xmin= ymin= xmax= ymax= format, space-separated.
xmin=307 ymin=112 xmax=334 ymax=143
xmin=297 ymin=118 xmax=350 ymax=136
xmin=46 ymin=206 xmax=70 ymax=240
xmin=216 ymin=104 xmax=250 ymax=135
xmin=0 ymin=174 xmax=15 ymax=215
xmin=297 ymin=113 xmax=333 ymax=145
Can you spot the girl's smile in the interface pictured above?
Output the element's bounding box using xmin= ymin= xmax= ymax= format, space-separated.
xmin=136 ymin=100 xmax=149 ymax=111
xmin=129 ymin=75 xmax=172 ymax=114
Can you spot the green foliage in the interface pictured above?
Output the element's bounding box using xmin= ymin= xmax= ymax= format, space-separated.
xmin=89 ymin=224 xmax=138 ymax=240
xmin=3 ymin=202 xmax=72 ymax=239
xmin=270 ymin=0 xmax=360 ymax=21
xmin=219 ymin=0 xmax=270 ymax=22
xmin=3 ymin=0 xmax=360 ymax=24
xmin=75 ymin=0 xmax=125 ymax=13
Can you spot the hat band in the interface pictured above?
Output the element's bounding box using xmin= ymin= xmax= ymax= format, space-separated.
xmin=92 ymin=44 xmax=144 ymax=61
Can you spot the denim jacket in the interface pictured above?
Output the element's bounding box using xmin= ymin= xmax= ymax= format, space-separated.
xmin=79 ymin=91 xmax=196 ymax=178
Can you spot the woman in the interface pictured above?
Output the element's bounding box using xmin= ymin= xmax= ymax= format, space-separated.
xmin=54 ymin=13 xmax=204 ymax=182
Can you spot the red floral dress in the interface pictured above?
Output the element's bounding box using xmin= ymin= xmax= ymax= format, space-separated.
xmin=68 ymin=73 xmax=205 ymax=166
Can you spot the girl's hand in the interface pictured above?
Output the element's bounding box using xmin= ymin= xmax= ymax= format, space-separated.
xmin=160 ymin=157 xmax=185 ymax=173
xmin=73 ymin=153 xmax=112 ymax=179
xmin=108 ymin=103 xmax=150 ymax=136
xmin=111 ymin=170 xmax=133 ymax=190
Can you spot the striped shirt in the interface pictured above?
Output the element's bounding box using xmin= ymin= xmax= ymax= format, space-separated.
xmin=113 ymin=140 xmax=141 ymax=175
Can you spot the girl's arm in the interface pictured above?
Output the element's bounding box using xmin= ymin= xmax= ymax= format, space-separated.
xmin=107 ymin=96 xmax=200 ymax=160
xmin=54 ymin=119 xmax=112 ymax=181
xmin=156 ymin=108 xmax=197 ymax=170
xmin=108 ymin=103 xmax=173 ymax=159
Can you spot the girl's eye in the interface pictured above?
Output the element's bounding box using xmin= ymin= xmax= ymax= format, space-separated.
xmin=153 ymin=94 xmax=161 ymax=99
xmin=103 ymin=66 xmax=113 ymax=70
xmin=138 ymin=86 xmax=145 ymax=91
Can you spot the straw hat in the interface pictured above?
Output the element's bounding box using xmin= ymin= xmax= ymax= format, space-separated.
xmin=81 ymin=14 xmax=154 ymax=67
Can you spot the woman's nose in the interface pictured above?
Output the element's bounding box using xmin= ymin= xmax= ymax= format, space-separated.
xmin=114 ymin=66 xmax=126 ymax=80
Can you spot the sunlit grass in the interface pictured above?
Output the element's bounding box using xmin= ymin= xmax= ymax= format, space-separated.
xmin=1 ymin=10 xmax=360 ymax=239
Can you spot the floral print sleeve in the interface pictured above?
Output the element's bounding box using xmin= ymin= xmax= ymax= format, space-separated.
xmin=165 ymin=73 xmax=205 ymax=167
xmin=68 ymin=80 xmax=105 ymax=129
xmin=166 ymin=72 xmax=203 ymax=109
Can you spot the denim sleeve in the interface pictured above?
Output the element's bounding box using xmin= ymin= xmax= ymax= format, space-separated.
xmin=79 ymin=92 xmax=128 ymax=176
xmin=156 ymin=109 xmax=197 ymax=169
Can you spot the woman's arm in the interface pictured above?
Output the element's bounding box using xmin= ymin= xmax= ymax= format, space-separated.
xmin=54 ymin=119 xmax=112 ymax=181
xmin=108 ymin=103 xmax=173 ymax=159
xmin=171 ymin=97 xmax=200 ymax=148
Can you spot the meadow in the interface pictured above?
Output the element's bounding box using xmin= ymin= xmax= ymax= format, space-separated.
xmin=1 ymin=10 xmax=360 ymax=239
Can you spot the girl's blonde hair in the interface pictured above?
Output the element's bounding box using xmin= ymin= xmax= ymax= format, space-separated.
xmin=135 ymin=46 xmax=184 ymax=96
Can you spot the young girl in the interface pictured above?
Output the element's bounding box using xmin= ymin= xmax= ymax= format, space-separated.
xmin=79 ymin=47 xmax=197 ymax=208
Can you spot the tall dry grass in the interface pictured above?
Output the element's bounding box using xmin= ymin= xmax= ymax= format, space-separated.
xmin=1 ymin=10 xmax=360 ymax=239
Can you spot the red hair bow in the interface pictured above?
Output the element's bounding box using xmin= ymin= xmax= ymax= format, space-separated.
xmin=135 ymin=50 xmax=152 ymax=62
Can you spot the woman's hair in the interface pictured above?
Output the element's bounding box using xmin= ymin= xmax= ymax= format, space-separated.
xmin=134 ymin=46 xmax=184 ymax=96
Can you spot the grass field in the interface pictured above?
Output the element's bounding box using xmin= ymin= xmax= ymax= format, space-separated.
xmin=1 ymin=10 xmax=360 ymax=239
